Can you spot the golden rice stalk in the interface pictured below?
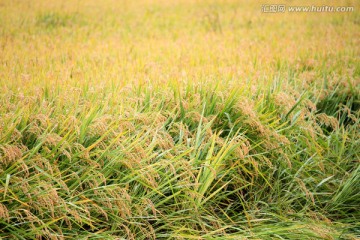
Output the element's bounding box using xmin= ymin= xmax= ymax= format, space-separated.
xmin=0 ymin=203 xmax=10 ymax=222
xmin=0 ymin=144 xmax=23 ymax=165
xmin=316 ymin=113 xmax=339 ymax=130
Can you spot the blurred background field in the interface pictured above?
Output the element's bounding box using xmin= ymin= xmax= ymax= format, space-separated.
xmin=0 ymin=0 xmax=359 ymax=239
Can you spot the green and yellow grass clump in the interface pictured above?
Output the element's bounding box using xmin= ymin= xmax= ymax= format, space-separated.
xmin=0 ymin=0 xmax=359 ymax=239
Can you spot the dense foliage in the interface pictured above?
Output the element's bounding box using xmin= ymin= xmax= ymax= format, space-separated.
xmin=0 ymin=0 xmax=359 ymax=239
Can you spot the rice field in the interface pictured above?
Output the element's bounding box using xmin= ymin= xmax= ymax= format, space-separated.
xmin=0 ymin=0 xmax=359 ymax=239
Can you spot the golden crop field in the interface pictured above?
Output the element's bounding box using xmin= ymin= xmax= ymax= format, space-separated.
xmin=0 ymin=0 xmax=359 ymax=239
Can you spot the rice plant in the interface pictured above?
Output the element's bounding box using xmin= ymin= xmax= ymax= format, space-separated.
xmin=0 ymin=0 xmax=359 ymax=239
